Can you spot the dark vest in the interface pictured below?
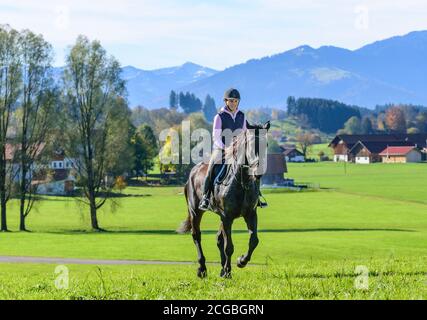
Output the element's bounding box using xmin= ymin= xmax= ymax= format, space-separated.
xmin=218 ymin=109 xmax=245 ymax=147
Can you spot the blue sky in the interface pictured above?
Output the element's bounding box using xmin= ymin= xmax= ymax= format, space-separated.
xmin=1 ymin=0 xmax=426 ymax=70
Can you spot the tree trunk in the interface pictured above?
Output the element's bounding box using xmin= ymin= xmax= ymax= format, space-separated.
xmin=0 ymin=161 xmax=7 ymax=231
xmin=19 ymin=195 xmax=26 ymax=232
xmin=89 ymin=194 xmax=100 ymax=230
xmin=1 ymin=192 xmax=7 ymax=232
xmin=19 ymin=167 xmax=27 ymax=232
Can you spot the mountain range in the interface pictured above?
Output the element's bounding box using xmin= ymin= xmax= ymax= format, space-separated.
xmin=57 ymin=30 xmax=427 ymax=110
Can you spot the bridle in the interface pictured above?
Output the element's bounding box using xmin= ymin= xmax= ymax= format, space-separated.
xmin=229 ymin=130 xmax=260 ymax=191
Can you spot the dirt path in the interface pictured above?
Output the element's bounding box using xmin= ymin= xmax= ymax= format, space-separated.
xmin=0 ymin=256 xmax=208 ymax=265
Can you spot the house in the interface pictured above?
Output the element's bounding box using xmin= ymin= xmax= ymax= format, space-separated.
xmin=329 ymin=134 xmax=427 ymax=162
xmin=379 ymin=146 xmax=422 ymax=163
xmin=34 ymin=149 xmax=77 ymax=195
xmin=281 ymin=147 xmax=305 ymax=162
xmin=261 ymin=153 xmax=288 ymax=185
xmin=349 ymin=141 xmax=413 ymax=164
xmin=5 ymin=143 xmax=45 ymax=182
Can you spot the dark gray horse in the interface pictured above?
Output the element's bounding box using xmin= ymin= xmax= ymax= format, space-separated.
xmin=177 ymin=122 xmax=270 ymax=278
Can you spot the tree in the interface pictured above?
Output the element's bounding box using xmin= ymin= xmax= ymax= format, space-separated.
xmin=267 ymin=136 xmax=282 ymax=154
xmin=15 ymin=29 xmax=57 ymax=231
xmin=286 ymin=96 xmax=296 ymax=116
xmin=179 ymin=91 xmax=202 ymax=114
xmin=361 ymin=117 xmax=374 ymax=134
xmin=114 ymin=176 xmax=127 ymax=193
xmin=407 ymin=127 xmax=420 ymax=134
xmin=62 ymin=35 xmax=126 ymax=231
xmin=202 ymin=94 xmax=217 ymax=122
xmin=0 ymin=25 xmax=21 ymax=232
xmin=415 ymin=112 xmax=427 ymax=133
xmin=104 ymin=97 xmax=135 ymax=178
xmin=271 ymin=108 xmax=286 ymax=121
xmin=296 ymin=132 xmax=315 ymax=158
xmin=169 ymin=90 xmax=178 ymax=110
xmin=342 ymin=116 xmax=362 ymax=134
xmin=386 ymin=106 xmax=406 ymax=133
xmin=132 ymin=124 xmax=158 ymax=178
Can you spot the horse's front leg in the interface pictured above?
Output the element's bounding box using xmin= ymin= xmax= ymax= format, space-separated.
xmin=216 ymin=228 xmax=226 ymax=269
xmin=191 ymin=210 xmax=207 ymax=278
xmin=220 ymin=218 xmax=234 ymax=278
xmin=237 ymin=212 xmax=259 ymax=268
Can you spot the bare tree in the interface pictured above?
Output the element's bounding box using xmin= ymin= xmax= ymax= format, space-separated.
xmin=16 ymin=30 xmax=57 ymax=231
xmin=62 ymin=35 xmax=126 ymax=231
xmin=0 ymin=25 xmax=21 ymax=232
xmin=296 ymin=132 xmax=315 ymax=158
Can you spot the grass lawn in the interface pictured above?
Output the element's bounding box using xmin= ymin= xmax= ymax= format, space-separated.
xmin=0 ymin=162 xmax=426 ymax=299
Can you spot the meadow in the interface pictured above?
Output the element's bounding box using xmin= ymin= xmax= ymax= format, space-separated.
xmin=0 ymin=162 xmax=426 ymax=299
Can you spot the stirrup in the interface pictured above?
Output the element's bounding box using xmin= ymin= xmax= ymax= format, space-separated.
xmin=258 ymin=195 xmax=268 ymax=208
xmin=258 ymin=201 xmax=268 ymax=208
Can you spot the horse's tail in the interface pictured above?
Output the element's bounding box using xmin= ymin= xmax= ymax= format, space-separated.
xmin=176 ymin=183 xmax=192 ymax=234
xmin=176 ymin=213 xmax=192 ymax=234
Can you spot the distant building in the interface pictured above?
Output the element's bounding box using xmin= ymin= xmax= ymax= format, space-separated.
xmin=32 ymin=149 xmax=77 ymax=195
xmin=349 ymin=141 xmax=413 ymax=164
xmin=261 ymin=153 xmax=287 ymax=185
xmin=379 ymin=146 xmax=422 ymax=163
xmin=329 ymin=134 xmax=427 ymax=163
xmin=281 ymin=147 xmax=305 ymax=162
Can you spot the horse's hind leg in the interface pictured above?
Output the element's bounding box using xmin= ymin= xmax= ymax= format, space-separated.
xmin=237 ymin=212 xmax=259 ymax=268
xmin=191 ymin=210 xmax=207 ymax=278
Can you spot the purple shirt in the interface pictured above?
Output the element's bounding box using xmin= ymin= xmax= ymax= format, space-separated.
xmin=213 ymin=106 xmax=247 ymax=150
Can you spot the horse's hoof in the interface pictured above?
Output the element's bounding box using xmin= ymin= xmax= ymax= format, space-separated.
xmin=197 ymin=268 xmax=207 ymax=278
xmin=237 ymin=255 xmax=248 ymax=268
xmin=220 ymin=269 xmax=232 ymax=279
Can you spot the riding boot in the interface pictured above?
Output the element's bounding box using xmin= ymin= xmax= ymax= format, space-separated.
xmin=199 ymin=165 xmax=214 ymax=211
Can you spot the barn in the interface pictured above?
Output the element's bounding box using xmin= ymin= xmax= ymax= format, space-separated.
xmin=329 ymin=133 xmax=427 ymax=163
xmin=261 ymin=153 xmax=287 ymax=185
xmin=379 ymin=146 xmax=422 ymax=163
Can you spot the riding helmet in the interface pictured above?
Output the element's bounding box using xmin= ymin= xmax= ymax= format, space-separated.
xmin=223 ymin=88 xmax=241 ymax=100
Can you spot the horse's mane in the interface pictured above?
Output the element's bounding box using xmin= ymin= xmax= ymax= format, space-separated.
xmin=223 ymin=130 xmax=246 ymax=162
xmin=222 ymin=123 xmax=266 ymax=164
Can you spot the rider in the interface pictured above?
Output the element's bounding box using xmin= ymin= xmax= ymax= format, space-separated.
xmin=198 ymin=88 xmax=268 ymax=211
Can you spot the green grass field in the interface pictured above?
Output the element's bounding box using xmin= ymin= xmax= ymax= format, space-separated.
xmin=0 ymin=162 xmax=426 ymax=299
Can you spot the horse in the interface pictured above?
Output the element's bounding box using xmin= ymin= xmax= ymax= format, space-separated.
xmin=177 ymin=121 xmax=270 ymax=278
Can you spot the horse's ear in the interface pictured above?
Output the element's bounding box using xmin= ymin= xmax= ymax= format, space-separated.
xmin=246 ymin=120 xmax=256 ymax=130
xmin=263 ymin=121 xmax=271 ymax=130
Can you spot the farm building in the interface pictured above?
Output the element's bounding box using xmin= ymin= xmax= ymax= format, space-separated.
xmin=280 ymin=146 xmax=305 ymax=162
xmin=349 ymin=141 xmax=413 ymax=164
xmin=379 ymin=146 xmax=422 ymax=163
xmin=261 ymin=153 xmax=287 ymax=185
xmin=329 ymin=134 xmax=427 ymax=163
xmin=32 ymin=149 xmax=77 ymax=195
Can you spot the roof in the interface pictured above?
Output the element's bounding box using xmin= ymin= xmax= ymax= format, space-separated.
xmin=282 ymin=148 xmax=304 ymax=156
xmin=379 ymin=146 xmax=420 ymax=156
xmin=329 ymin=133 xmax=427 ymax=148
xmin=5 ymin=143 xmax=46 ymax=161
xmin=349 ymin=140 xmax=414 ymax=154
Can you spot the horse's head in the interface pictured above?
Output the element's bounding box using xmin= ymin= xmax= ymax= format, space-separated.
xmin=245 ymin=121 xmax=270 ymax=176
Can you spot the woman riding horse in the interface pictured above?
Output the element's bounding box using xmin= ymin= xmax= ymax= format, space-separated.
xmin=199 ymin=88 xmax=267 ymax=211
xmin=178 ymin=89 xmax=270 ymax=278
